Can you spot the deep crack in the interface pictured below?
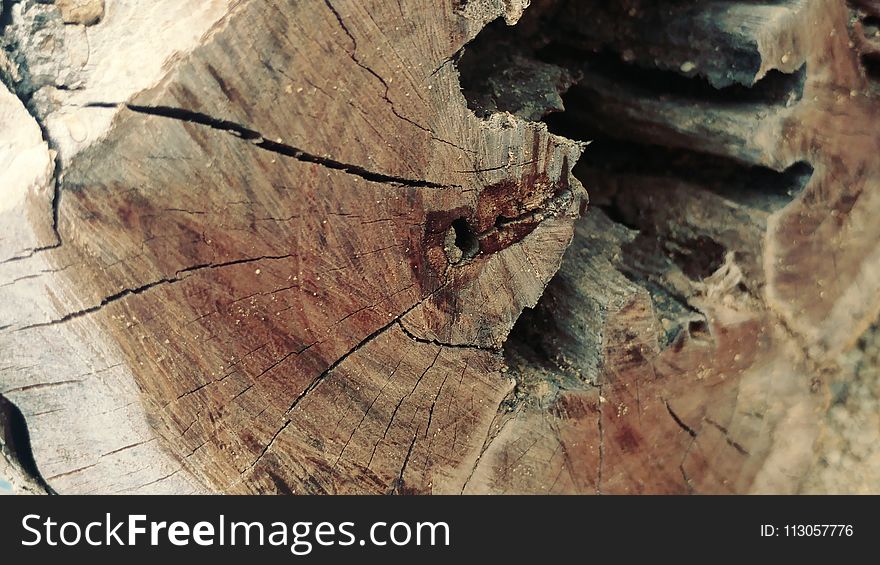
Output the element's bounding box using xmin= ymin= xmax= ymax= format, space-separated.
xmin=665 ymin=400 xmax=698 ymax=438
xmin=15 ymin=253 xmax=297 ymax=331
xmin=86 ymin=102 xmax=459 ymax=189
xmin=0 ymin=393 xmax=56 ymax=494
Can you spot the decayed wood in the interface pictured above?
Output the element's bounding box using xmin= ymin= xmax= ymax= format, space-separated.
xmin=531 ymin=0 xmax=880 ymax=358
xmin=1 ymin=0 xmax=880 ymax=494
xmin=548 ymin=0 xmax=815 ymax=88
xmin=451 ymin=0 xmax=880 ymax=494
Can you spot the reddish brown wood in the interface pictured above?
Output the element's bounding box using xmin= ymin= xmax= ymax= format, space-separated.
xmin=1 ymin=0 xmax=879 ymax=495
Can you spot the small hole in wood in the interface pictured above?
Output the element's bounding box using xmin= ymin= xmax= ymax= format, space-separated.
xmin=688 ymin=319 xmax=711 ymax=341
xmin=862 ymin=54 xmax=880 ymax=82
xmin=444 ymin=217 xmax=480 ymax=264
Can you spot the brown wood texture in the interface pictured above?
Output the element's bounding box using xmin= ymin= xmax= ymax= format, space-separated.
xmin=1 ymin=0 xmax=879 ymax=494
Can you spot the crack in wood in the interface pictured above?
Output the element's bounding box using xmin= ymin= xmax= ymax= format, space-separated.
xmin=706 ymin=417 xmax=750 ymax=456
xmin=664 ymin=400 xmax=698 ymax=438
xmin=321 ymin=0 xmax=475 ymax=157
xmin=397 ymin=319 xmax=498 ymax=352
xmin=233 ymin=284 xmax=456 ymax=485
xmin=459 ymin=397 xmax=517 ymax=494
xmin=14 ymin=253 xmax=297 ymax=331
xmin=86 ymin=102 xmax=460 ymax=189
xmin=390 ymin=431 xmax=419 ymax=495
xmin=0 ymin=392 xmax=56 ymax=493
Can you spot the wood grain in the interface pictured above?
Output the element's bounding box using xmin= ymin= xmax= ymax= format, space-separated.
xmin=1 ymin=0 xmax=879 ymax=494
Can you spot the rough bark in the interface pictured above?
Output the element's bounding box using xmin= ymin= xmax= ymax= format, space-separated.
xmin=1 ymin=0 xmax=879 ymax=494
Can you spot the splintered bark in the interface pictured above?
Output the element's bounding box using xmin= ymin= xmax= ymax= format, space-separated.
xmin=1 ymin=0 xmax=879 ymax=494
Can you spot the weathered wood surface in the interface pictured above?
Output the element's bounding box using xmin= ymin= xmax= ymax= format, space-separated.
xmin=454 ymin=0 xmax=880 ymax=493
xmin=1 ymin=0 xmax=880 ymax=494
xmin=1 ymin=0 xmax=582 ymax=494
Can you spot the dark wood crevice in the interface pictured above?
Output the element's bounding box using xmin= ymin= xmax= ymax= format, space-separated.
xmin=848 ymin=0 xmax=880 ymax=81
xmin=457 ymin=0 xmax=815 ymax=372
xmin=0 ymin=393 xmax=54 ymax=494
xmin=448 ymin=0 xmax=880 ymax=494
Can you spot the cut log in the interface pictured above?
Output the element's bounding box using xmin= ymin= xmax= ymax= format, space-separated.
xmin=1 ymin=0 xmax=879 ymax=495
xmin=0 ymin=0 xmax=583 ymax=494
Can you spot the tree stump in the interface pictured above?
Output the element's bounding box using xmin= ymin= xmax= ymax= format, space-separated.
xmin=1 ymin=0 xmax=879 ymax=494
